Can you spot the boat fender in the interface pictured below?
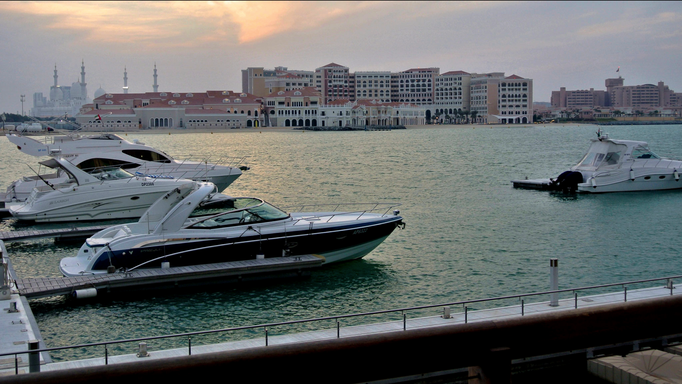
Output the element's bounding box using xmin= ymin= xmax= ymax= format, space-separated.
xmin=72 ymin=288 xmax=97 ymax=299
xmin=591 ymin=177 xmax=597 ymax=188
xmin=675 ymin=170 xmax=679 ymax=181
xmin=630 ymin=169 xmax=635 ymax=181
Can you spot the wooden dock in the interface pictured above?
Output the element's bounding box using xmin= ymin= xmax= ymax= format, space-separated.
xmin=14 ymin=255 xmax=324 ymax=300
xmin=0 ymin=225 xmax=110 ymax=243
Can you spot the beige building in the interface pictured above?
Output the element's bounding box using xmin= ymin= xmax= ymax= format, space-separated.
xmin=551 ymin=77 xmax=682 ymax=113
xmin=434 ymin=70 xmax=471 ymax=120
xmin=77 ymin=90 xmax=267 ymax=131
xmin=354 ymin=71 xmax=392 ymax=102
xmin=391 ymin=67 xmax=439 ymax=106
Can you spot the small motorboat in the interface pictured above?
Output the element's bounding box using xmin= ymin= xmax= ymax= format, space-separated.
xmin=6 ymin=157 xmax=197 ymax=222
xmin=4 ymin=133 xmax=246 ymax=203
xmin=512 ymin=130 xmax=682 ymax=193
xmin=59 ymin=182 xmax=405 ymax=276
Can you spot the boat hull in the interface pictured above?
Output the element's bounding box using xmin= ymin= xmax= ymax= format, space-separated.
xmin=60 ymin=216 xmax=403 ymax=276
xmin=8 ymin=180 xmax=196 ymax=222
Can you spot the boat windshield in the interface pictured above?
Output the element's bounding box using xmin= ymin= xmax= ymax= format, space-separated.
xmin=576 ymin=142 xmax=627 ymax=169
xmin=188 ymin=198 xmax=289 ymax=229
xmin=91 ymin=167 xmax=134 ymax=180
xmin=632 ymin=146 xmax=660 ymax=160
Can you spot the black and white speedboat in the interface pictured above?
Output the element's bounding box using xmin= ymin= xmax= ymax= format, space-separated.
xmin=59 ymin=183 xmax=405 ymax=276
xmin=5 ymin=133 xmax=246 ymax=203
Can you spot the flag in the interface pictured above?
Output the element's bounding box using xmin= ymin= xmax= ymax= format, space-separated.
xmin=616 ymin=66 xmax=620 ymax=73
xmin=96 ymin=114 xmax=102 ymax=121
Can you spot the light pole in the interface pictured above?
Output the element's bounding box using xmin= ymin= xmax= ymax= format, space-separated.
xmin=20 ymin=95 xmax=25 ymax=115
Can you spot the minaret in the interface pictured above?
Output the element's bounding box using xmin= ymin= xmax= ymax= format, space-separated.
xmin=123 ymin=66 xmax=129 ymax=94
xmin=152 ymin=63 xmax=159 ymax=92
xmin=53 ymin=64 xmax=58 ymax=87
xmin=80 ymin=60 xmax=88 ymax=100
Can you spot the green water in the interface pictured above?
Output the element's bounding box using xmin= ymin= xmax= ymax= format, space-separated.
xmin=2 ymin=124 xmax=682 ymax=359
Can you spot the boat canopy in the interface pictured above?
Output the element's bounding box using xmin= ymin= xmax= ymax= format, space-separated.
xmin=573 ymin=139 xmax=658 ymax=171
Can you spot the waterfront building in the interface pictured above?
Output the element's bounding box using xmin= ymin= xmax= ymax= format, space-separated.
xmin=434 ymin=70 xmax=471 ymax=122
xmin=315 ymin=63 xmax=352 ymax=103
xmin=325 ymin=98 xmax=426 ymax=127
xmin=354 ymin=71 xmax=392 ymax=103
xmin=550 ymin=77 xmax=682 ymax=115
xmin=550 ymin=87 xmax=607 ymax=109
xmin=609 ymin=80 xmax=680 ymax=109
xmin=494 ymin=74 xmax=533 ymax=124
xmin=32 ymin=61 xmax=89 ymax=117
xmin=76 ymin=90 xmax=266 ymax=131
xmin=241 ymin=67 xmax=314 ymax=97
xmin=391 ymin=67 xmax=439 ymax=106
xmin=265 ymin=87 xmax=322 ymax=128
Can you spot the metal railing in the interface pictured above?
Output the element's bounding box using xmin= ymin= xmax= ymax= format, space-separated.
xmin=1 ymin=273 xmax=680 ymax=374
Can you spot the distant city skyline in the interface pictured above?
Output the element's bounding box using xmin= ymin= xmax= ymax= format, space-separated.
xmin=1 ymin=1 xmax=680 ymax=114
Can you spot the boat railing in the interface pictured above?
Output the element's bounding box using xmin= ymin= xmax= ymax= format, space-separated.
xmin=2 ymin=274 xmax=680 ymax=373
xmin=168 ymin=155 xmax=250 ymax=170
xmin=285 ymin=202 xmax=402 ymax=223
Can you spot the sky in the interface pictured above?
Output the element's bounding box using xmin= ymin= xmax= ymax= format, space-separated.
xmin=1 ymin=1 xmax=681 ymax=115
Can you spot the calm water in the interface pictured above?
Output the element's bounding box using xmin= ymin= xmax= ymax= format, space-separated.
xmin=2 ymin=124 xmax=682 ymax=359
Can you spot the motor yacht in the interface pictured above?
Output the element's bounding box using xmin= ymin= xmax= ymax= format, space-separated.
xmin=59 ymin=182 xmax=405 ymax=276
xmin=6 ymin=157 xmax=197 ymax=222
xmin=4 ymin=133 xmax=246 ymax=203
xmin=512 ymin=130 xmax=682 ymax=193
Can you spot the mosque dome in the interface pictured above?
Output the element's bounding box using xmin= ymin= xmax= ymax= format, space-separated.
xmin=70 ymin=82 xmax=82 ymax=99
xmin=93 ymin=87 xmax=106 ymax=99
xmin=50 ymin=86 xmax=64 ymax=101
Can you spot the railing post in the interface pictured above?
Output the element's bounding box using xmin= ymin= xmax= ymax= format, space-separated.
xmin=188 ymin=336 xmax=192 ymax=355
xmin=264 ymin=327 xmax=268 ymax=346
xmin=521 ymin=299 xmax=525 ymax=316
xmin=574 ymin=292 xmax=578 ymax=309
xmin=464 ymin=305 xmax=468 ymax=324
xmin=0 ymin=244 xmax=11 ymax=301
xmin=336 ymin=319 xmax=340 ymax=338
xmin=28 ymin=340 xmax=40 ymax=373
xmin=624 ymin=286 xmax=627 ymax=302
xmin=549 ymin=259 xmax=559 ymax=307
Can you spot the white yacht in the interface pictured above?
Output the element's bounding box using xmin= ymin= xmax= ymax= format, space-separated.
xmin=513 ymin=130 xmax=682 ymax=193
xmin=7 ymin=157 xmax=197 ymax=222
xmin=60 ymin=182 xmax=405 ymax=276
xmin=4 ymin=133 xmax=246 ymax=203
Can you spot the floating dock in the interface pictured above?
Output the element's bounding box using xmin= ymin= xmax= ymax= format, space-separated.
xmin=0 ymin=225 xmax=109 ymax=243
xmin=15 ymin=255 xmax=324 ymax=300
xmin=511 ymin=178 xmax=554 ymax=190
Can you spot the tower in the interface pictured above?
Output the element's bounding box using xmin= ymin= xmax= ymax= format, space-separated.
xmin=53 ymin=64 xmax=58 ymax=87
xmin=123 ymin=66 xmax=129 ymax=94
xmin=153 ymin=63 xmax=159 ymax=92
xmin=80 ymin=60 xmax=88 ymax=100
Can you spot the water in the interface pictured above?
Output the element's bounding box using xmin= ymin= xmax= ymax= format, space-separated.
xmin=2 ymin=124 xmax=682 ymax=360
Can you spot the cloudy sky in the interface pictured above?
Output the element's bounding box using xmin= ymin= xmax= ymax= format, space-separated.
xmin=1 ymin=1 xmax=681 ymax=115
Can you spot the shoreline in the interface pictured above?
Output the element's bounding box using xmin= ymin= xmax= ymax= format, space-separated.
xmin=2 ymin=123 xmax=603 ymax=136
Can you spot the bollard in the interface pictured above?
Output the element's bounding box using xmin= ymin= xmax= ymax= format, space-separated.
xmin=442 ymin=306 xmax=451 ymax=319
xmin=137 ymin=342 xmax=150 ymax=357
xmin=28 ymin=340 xmax=40 ymax=373
xmin=549 ymin=259 xmax=559 ymax=307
